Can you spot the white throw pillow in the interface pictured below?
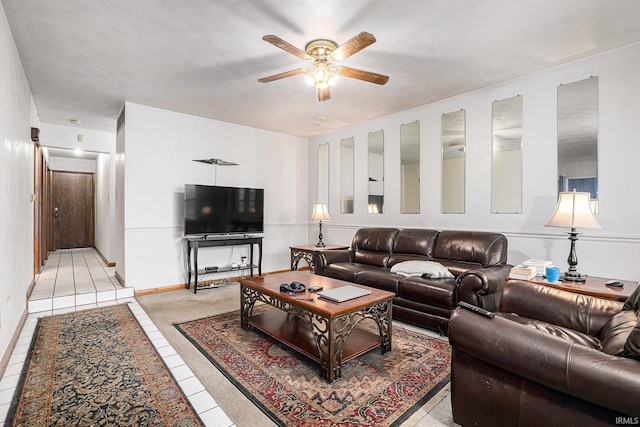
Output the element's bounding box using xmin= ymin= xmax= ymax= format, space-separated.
xmin=390 ymin=260 xmax=454 ymax=279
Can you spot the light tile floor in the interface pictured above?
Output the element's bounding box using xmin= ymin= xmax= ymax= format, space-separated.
xmin=0 ymin=249 xmax=233 ymax=427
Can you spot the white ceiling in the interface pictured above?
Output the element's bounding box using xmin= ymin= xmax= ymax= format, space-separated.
xmin=4 ymin=0 xmax=640 ymax=138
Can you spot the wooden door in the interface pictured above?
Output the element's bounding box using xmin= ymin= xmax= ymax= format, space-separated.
xmin=53 ymin=172 xmax=95 ymax=249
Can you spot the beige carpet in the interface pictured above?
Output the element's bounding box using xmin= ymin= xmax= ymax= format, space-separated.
xmin=136 ymin=281 xmax=454 ymax=427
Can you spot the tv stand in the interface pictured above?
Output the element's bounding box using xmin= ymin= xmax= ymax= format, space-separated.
xmin=186 ymin=235 xmax=263 ymax=294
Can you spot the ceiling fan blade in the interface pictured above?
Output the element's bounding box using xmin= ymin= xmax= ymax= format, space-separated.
xmin=262 ymin=35 xmax=311 ymax=60
xmin=317 ymin=86 xmax=331 ymax=102
xmin=258 ymin=68 xmax=307 ymax=83
xmin=331 ymin=32 xmax=376 ymax=61
xmin=339 ymin=66 xmax=389 ymax=85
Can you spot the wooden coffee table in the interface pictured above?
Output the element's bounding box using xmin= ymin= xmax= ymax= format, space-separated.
xmin=240 ymin=271 xmax=393 ymax=383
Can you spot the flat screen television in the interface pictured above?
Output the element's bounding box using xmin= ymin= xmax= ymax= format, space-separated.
xmin=184 ymin=184 xmax=264 ymax=236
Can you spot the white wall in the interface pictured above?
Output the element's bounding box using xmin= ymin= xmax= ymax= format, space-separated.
xmin=120 ymin=103 xmax=308 ymax=291
xmin=308 ymin=42 xmax=640 ymax=283
xmin=48 ymin=156 xmax=96 ymax=173
xmin=0 ymin=5 xmax=38 ymax=363
xmin=39 ymin=123 xmax=117 ymax=262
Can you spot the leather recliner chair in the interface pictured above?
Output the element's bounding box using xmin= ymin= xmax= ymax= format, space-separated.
xmin=448 ymin=280 xmax=640 ymax=426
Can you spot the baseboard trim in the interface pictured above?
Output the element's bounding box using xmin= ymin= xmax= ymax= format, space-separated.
xmin=114 ymin=271 xmax=125 ymax=286
xmin=0 ymin=308 xmax=28 ymax=380
xmin=133 ymin=269 xmax=297 ymax=296
xmin=94 ymin=246 xmax=116 ymax=267
xmin=25 ymin=277 xmax=36 ymax=301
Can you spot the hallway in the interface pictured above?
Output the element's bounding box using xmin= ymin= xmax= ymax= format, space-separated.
xmin=28 ymin=248 xmax=133 ymax=313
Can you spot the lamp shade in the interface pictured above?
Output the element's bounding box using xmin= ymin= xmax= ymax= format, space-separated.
xmin=311 ymin=202 xmax=331 ymax=221
xmin=545 ymin=191 xmax=602 ymax=229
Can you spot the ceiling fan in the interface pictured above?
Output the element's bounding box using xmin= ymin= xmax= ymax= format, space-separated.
xmin=258 ymin=31 xmax=389 ymax=102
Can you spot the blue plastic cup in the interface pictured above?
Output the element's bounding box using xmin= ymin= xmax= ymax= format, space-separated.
xmin=546 ymin=266 xmax=561 ymax=283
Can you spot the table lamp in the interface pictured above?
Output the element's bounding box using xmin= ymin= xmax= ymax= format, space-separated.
xmin=311 ymin=202 xmax=331 ymax=247
xmin=545 ymin=191 xmax=602 ymax=282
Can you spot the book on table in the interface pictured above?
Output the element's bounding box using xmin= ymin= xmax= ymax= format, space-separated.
xmin=318 ymin=285 xmax=371 ymax=302
xmin=522 ymin=259 xmax=553 ymax=276
xmin=509 ymin=265 xmax=536 ymax=280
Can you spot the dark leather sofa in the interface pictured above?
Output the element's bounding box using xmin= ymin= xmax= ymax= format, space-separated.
xmin=449 ymin=280 xmax=640 ymax=426
xmin=312 ymin=227 xmax=511 ymax=333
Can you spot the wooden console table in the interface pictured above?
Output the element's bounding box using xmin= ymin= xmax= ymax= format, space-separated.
xmin=512 ymin=275 xmax=638 ymax=302
xmin=290 ymin=244 xmax=349 ymax=272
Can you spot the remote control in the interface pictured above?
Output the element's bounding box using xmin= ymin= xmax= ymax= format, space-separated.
xmin=458 ymin=301 xmax=495 ymax=318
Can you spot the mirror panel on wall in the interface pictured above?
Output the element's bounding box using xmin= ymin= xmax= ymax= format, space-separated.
xmin=441 ymin=110 xmax=466 ymax=213
xmin=368 ymin=130 xmax=384 ymax=214
xmin=340 ymin=137 xmax=354 ymax=214
xmin=317 ymin=144 xmax=329 ymax=206
xmin=491 ymin=95 xmax=523 ymax=214
xmin=558 ymin=76 xmax=598 ymax=207
xmin=400 ymin=121 xmax=420 ymax=214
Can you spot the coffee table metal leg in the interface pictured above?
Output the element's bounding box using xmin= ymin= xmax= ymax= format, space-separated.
xmin=372 ymin=299 xmax=392 ymax=354
xmin=240 ymin=285 xmax=259 ymax=330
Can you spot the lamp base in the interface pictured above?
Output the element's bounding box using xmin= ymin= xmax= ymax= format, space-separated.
xmin=561 ymin=272 xmax=587 ymax=283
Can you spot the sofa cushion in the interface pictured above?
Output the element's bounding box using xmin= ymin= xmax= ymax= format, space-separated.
xmin=498 ymin=313 xmax=601 ymax=349
xmin=355 ymin=270 xmax=402 ymax=294
xmin=623 ymin=312 xmax=640 ymax=360
xmin=353 ymin=250 xmax=390 ymax=267
xmin=390 ymin=260 xmax=454 ymax=279
xmin=351 ymin=227 xmax=398 ymax=253
xmin=390 ymin=228 xmax=439 ymax=265
xmin=397 ymin=277 xmax=458 ymax=308
xmin=599 ymin=310 xmax=637 ymax=355
xmin=623 ymin=285 xmax=640 ymax=312
xmin=433 ymin=230 xmax=507 ymax=267
xmin=323 ymin=263 xmax=365 ymax=282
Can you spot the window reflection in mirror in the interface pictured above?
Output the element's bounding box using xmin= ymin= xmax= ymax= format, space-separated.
xmin=400 ymin=121 xmax=420 ymax=214
xmin=442 ymin=110 xmax=465 ymax=213
xmin=368 ymin=130 xmax=384 ymax=214
xmin=558 ymin=76 xmax=598 ymax=208
xmin=340 ymin=137 xmax=354 ymax=214
xmin=317 ymin=144 xmax=329 ymax=206
xmin=491 ymin=95 xmax=523 ymax=214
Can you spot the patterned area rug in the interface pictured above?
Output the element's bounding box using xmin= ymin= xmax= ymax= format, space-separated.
xmin=175 ymin=307 xmax=451 ymax=426
xmin=6 ymin=304 xmax=202 ymax=427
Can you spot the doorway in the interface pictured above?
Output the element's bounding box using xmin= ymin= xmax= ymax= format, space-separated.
xmin=53 ymin=171 xmax=95 ymax=249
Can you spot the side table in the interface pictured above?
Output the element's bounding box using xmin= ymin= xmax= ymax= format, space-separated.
xmin=511 ymin=275 xmax=638 ymax=302
xmin=290 ymin=244 xmax=349 ymax=272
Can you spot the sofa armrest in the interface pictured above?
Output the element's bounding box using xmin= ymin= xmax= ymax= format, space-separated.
xmin=312 ymin=249 xmax=354 ymax=276
xmin=456 ymin=264 xmax=511 ymax=311
xmin=500 ymin=280 xmax=624 ymax=335
xmin=449 ymin=308 xmax=640 ymax=416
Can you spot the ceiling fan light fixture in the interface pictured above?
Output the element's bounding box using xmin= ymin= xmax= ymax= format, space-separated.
xmin=305 ymin=65 xmax=339 ymax=89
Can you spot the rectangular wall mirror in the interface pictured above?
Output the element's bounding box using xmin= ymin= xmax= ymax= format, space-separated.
xmin=442 ymin=110 xmax=466 ymax=213
xmin=400 ymin=121 xmax=420 ymax=214
xmin=558 ymin=76 xmax=598 ymax=207
xmin=340 ymin=137 xmax=354 ymax=214
xmin=317 ymin=143 xmax=329 ymax=206
xmin=368 ymin=130 xmax=384 ymax=214
xmin=491 ymin=95 xmax=523 ymax=214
